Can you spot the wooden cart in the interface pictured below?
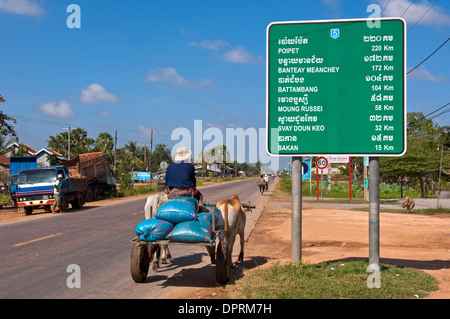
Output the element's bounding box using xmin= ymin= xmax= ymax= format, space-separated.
xmin=130 ymin=202 xmax=255 ymax=285
xmin=130 ymin=228 xmax=231 ymax=285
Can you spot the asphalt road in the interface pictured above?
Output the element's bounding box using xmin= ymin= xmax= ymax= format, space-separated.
xmin=0 ymin=178 xmax=263 ymax=299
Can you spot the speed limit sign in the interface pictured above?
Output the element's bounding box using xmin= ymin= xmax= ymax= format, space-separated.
xmin=316 ymin=157 xmax=328 ymax=169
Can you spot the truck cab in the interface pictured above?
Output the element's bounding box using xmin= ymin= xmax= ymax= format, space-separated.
xmin=16 ymin=166 xmax=69 ymax=214
xmin=8 ymin=156 xmax=37 ymax=205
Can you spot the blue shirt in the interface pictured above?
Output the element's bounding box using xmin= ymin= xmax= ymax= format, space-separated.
xmin=165 ymin=161 xmax=196 ymax=188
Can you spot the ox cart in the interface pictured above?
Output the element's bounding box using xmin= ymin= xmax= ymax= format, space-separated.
xmin=130 ymin=200 xmax=255 ymax=285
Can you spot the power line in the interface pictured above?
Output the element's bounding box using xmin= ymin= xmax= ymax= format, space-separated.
xmin=407 ymin=0 xmax=439 ymax=33
xmin=429 ymin=107 xmax=450 ymax=121
xmin=12 ymin=115 xmax=69 ymax=128
xmin=381 ymin=0 xmax=391 ymax=14
xmin=401 ymin=0 xmax=416 ymax=17
xmin=407 ymin=37 xmax=449 ymax=74
xmin=425 ymin=102 xmax=450 ymax=118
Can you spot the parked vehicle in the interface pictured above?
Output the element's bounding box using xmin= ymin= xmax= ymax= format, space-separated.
xmin=15 ymin=152 xmax=116 ymax=215
xmin=8 ymin=156 xmax=37 ymax=206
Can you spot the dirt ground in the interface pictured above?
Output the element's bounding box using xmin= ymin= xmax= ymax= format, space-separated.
xmin=170 ymin=189 xmax=450 ymax=299
xmin=2 ymin=187 xmax=449 ymax=299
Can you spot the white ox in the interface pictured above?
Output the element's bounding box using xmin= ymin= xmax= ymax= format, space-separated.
xmin=216 ymin=195 xmax=246 ymax=264
xmin=144 ymin=193 xmax=171 ymax=266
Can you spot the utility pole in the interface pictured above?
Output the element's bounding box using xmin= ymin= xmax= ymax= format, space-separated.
xmin=149 ymin=129 xmax=153 ymax=184
xmin=68 ymin=125 xmax=71 ymax=160
xmin=437 ymin=144 xmax=444 ymax=209
xmin=114 ymin=130 xmax=117 ymax=173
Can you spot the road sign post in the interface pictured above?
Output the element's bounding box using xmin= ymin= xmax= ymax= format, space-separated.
xmin=369 ymin=157 xmax=380 ymax=267
xmin=291 ymin=156 xmax=302 ymax=262
xmin=266 ymin=18 xmax=406 ymax=266
xmin=316 ymin=157 xmax=328 ymax=200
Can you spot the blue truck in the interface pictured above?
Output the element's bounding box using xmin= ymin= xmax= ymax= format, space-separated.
xmin=8 ymin=156 xmax=38 ymax=206
xmin=15 ymin=152 xmax=116 ymax=215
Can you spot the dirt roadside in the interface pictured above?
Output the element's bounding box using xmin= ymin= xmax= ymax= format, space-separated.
xmin=169 ymin=180 xmax=450 ymax=300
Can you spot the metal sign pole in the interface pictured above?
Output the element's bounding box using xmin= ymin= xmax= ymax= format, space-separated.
xmin=369 ymin=157 xmax=380 ymax=267
xmin=291 ymin=156 xmax=302 ymax=262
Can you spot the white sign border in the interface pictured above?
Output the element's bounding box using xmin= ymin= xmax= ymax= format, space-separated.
xmin=265 ymin=17 xmax=407 ymax=158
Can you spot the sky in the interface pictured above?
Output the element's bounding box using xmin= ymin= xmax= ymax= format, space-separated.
xmin=0 ymin=0 xmax=449 ymax=171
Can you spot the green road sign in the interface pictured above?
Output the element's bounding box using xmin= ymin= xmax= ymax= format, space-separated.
xmin=266 ymin=18 xmax=406 ymax=156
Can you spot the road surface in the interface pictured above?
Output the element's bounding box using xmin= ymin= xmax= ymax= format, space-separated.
xmin=0 ymin=178 xmax=264 ymax=299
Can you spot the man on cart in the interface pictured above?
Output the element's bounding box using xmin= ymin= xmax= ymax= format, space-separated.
xmin=165 ymin=146 xmax=204 ymax=206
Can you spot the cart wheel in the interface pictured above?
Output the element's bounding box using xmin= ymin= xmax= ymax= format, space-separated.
xmin=130 ymin=243 xmax=151 ymax=283
xmin=216 ymin=240 xmax=231 ymax=285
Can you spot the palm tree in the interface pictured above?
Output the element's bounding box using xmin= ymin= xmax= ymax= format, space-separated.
xmin=124 ymin=141 xmax=138 ymax=160
xmin=94 ymin=132 xmax=114 ymax=153
xmin=0 ymin=136 xmax=14 ymax=155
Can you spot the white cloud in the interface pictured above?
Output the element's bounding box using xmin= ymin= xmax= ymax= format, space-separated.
xmin=98 ymin=109 xmax=114 ymax=118
xmin=223 ymin=45 xmax=254 ymax=63
xmin=39 ymin=99 xmax=75 ymax=119
xmin=407 ymin=66 xmax=449 ymax=83
xmin=223 ymin=45 xmax=265 ymax=64
xmin=189 ymin=39 xmax=230 ymax=50
xmin=138 ymin=125 xmax=152 ymax=137
xmin=0 ymin=0 xmax=44 ymax=17
xmin=146 ymin=67 xmax=213 ymax=89
xmin=378 ymin=0 xmax=450 ymax=26
xmin=190 ymin=38 xmax=264 ymax=64
xmin=322 ymin=0 xmax=340 ymax=14
xmin=80 ymin=83 xmax=120 ymax=104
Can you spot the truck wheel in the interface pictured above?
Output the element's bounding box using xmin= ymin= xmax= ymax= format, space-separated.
xmin=72 ymin=195 xmax=83 ymax=209
xmin=130 ymin=243 xmax=151 ymax=283
xmin=61 ymin=196 xmax=69 ymax=212
xmin=93 ymin=188 xmax=100 ymax=201
xmin=24 ymin=207 xmax=33 ymax=215
xmin=85 ymin=189 xmax=93 ymax=202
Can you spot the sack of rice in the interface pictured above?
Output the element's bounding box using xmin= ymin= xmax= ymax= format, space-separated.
xmin=155 ymin=200 xmax=197 ymax=224
xmin=197 ymin=205 xmax=224 ymax=230
xmin=170 ymin=196 xmax=199 ymax=213
xmin=167 ymin=218 xmax=212 ymax=243
xmin=135 ymin=218 xmax=174 ymax=242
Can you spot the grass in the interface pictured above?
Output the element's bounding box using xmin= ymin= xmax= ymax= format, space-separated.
xmin=279 ymin=175 xmax=423 ymax=199
xmin=117 ymin=185 xmax=157 ymax=197
xmin=226 ymin=260 xmax=439 ymax=299
xmin=304 ymin=198 xmax=399 ymax=205
xmin=350 ymin=207 xmax=450 ymax=215
xmin=0 ymin=195 xmax=9 ymax=203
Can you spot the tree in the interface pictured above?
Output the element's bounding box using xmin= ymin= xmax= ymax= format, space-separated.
xmin=47 ymin=128 xmax=94 ymax=159
xmin=94 ymin=132 xmax=114 ymax=153
xmin=0 ymin=136 xmax=14 ymax=155
xmin=150 ymin=144 xmax=172 ymax=172
xmin=0 ymin=94 xmax=17 ymax=138
xmin=380 ymin=112 xmax=450 ymax=197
